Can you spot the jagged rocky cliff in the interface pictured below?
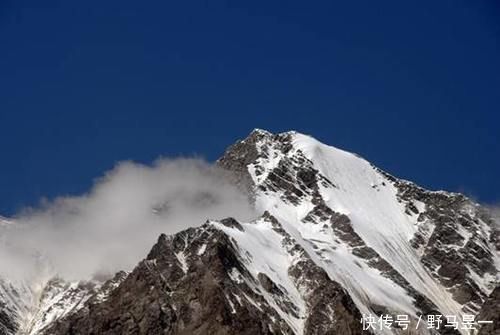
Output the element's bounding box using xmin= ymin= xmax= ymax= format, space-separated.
xmin=1 ymin=130 xmax=499 ymax=334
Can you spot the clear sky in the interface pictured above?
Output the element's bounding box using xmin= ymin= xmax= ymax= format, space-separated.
xmin=0 ymin=0 xmax=499 ymax=215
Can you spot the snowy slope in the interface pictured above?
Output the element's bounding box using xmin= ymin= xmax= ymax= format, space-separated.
xmin=254 ymin=133 xmax=462 ymax=314
xmin=213 ymin=217 xmax=308 ymax=334
xmin=1 ymin=129 xmax=498 ymax=335
xmin=0 ymin=271 xmax=126 ymax=335
xmin=0 ymin=276 xmax=97 ymax=335
xmin=43 ymin=216 xmax=365 ymax=335
xmin=0 ymin=224 xmax=121 ymax=335
xmin=219 ymin=129 xmax=500 ymax=334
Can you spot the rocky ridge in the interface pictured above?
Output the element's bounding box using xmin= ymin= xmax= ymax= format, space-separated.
xmin=1 ymin=129 xmax=498 ymax=335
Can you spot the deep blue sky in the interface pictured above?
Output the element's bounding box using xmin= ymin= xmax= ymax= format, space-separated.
xmin=0 ymin=0 xmax=499 ymax=215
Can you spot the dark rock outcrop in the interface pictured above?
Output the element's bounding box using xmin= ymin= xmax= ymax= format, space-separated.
xmin=46 ymin=215 xmax=366 ymax=335
xmin=2 ymin=129 xmax=498 ymax=335
xmin=477 ymin=286 xmax=500 ymax=335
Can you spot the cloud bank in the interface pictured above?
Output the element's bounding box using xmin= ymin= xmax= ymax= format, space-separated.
xmin=0 ymin=158 xmax=255 ymax=281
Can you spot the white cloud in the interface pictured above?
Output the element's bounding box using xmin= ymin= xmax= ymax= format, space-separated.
xmin=0 ymin=158 xmax=254 ymax=281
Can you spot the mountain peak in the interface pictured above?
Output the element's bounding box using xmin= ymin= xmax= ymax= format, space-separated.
xmin=219 ymin=129 xmax=499 ymax=326
xmin=2 ymin=130 xmax=499 ymax=335
xmin=249 ymin=128 xmax=273 ymax=137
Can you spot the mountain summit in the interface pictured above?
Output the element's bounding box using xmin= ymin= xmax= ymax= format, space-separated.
xmin=1 ymin=130 xmax=499 ymax=335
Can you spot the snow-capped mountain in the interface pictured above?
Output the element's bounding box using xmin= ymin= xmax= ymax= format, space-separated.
xmin=0 ymin=269 xmax=126 ymax=335
xmin=1 ymin=129 xmax=499 ymax=334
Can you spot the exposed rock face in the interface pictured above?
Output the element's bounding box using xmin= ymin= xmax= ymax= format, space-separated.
xmin=0 ymin=278 xmax=27 ymax=335
xmin=477 ymin=286 xmax=500 ymax=335
xmin=1 ymin=129 xmax=499 ymax=334
xmin=0 ymin=273 xmax=125 ymax=335
xmin=45 ymin=217 xmax=365 ymax=335
xmin=0 ymin=308 xmax=16 ymax=335
xmin=390 ymin=178 xmax=498 ymax=313
xmin=216 ymin=130 xmax=499 ymax=334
